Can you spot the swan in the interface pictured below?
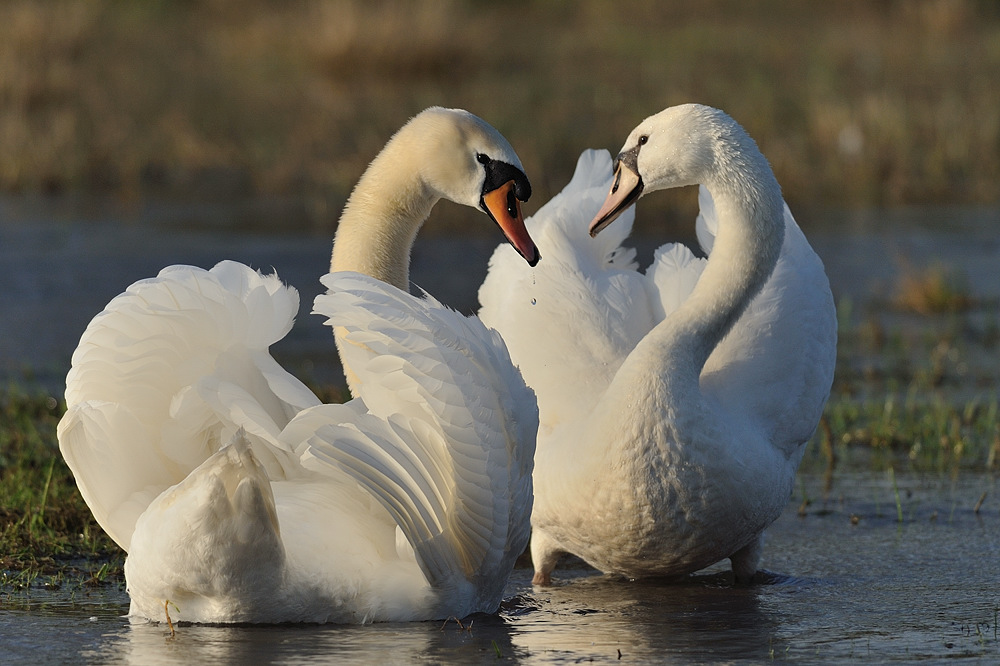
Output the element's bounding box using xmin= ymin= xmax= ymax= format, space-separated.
xmin=57 ymin=107 xmax=540 ymax=623
xmin=479 ymin=104 xmax=836 ymax=585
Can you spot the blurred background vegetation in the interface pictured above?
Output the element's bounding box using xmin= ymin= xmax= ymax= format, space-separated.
xmin=1 ymin=0 xmax=998 ymax=232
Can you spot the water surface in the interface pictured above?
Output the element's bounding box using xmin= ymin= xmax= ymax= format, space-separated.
xmin=3 ymin=473 xmax=997 ymax=663
xmin=3 ymin=198 xmax=999 ymax=392
xmin=2 ymin=200 xmax=999 ymax=662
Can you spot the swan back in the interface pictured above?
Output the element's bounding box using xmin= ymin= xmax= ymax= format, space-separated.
xmin=693 ymin=188 xmax=836 ymax=455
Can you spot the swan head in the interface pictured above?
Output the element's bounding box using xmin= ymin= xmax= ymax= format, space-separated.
xmin=408 ymin=107 xmax=539 ymax=266
xmin=589 ymin=104 xmax=728 ymax=236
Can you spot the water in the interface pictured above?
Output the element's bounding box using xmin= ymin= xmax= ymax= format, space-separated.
xmin=3 ymin=197 xmax=1000 ymax=392
xmin=2 ymin=473 xmax=998 ymax=663
xmin=3 ymin=198 xmax=1000 ymax=661
xmin=0 ymin=196 xmax=503 ymax=391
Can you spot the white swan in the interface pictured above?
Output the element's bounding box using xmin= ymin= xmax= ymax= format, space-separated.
xmin=57 ymin=107 xmax=539 ymax=623
xmin=479 ymin=104 xmax=836 ymax=584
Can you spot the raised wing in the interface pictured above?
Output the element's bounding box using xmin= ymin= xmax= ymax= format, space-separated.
xmin=304 ymin=272 xmax=536 ymax=595
xmin=58 ymin=261 xmax=319 ymax=550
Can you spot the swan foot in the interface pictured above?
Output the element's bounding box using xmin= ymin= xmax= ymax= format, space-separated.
xmin=730 ymin=534 xmax=764 ymax=584
xmin=531 ymin=570 xmax=552 ymax=586
xmin=164 ymin=600 xmax=177 ymax=637
xmin=529 ymin=528 xmax=562 ymax=586
xmin=440 ymin=616 xmax=473 ymax=632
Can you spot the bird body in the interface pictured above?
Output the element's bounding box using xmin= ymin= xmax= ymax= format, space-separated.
xmin=480 ymin=105 xmax=835 ymax=584
xmin=59 ymin=108 xmax=538 ymax=623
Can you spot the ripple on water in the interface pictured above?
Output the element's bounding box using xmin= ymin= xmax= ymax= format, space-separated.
xmin=2 ymin=473 xmax=998 ymax=664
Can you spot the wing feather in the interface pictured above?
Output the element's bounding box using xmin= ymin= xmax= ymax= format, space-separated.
xmin=308 ymin=272 xmax=535 ymax=588
xmin=58 ymin=262 xmax=319 ymax=550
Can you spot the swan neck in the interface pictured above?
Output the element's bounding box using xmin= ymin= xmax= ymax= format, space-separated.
xmin=329 ymin=150 xmax=438 ymax=291
xmin=657 ymin=165 xmax=784 ymax=385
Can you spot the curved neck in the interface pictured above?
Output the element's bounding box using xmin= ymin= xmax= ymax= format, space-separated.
xmin=617 ymin=156 xmax=785 ymax=418
xmin=329 ymin=146 xmax=439 ymax=291
xmin=673 ymin=184 xmax=782 ymax=371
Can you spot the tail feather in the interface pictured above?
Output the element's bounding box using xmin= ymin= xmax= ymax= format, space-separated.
xmin=125 ymin=429 xmax=286 ymax=623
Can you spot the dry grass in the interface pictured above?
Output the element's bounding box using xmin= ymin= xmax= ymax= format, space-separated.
xmin=1 ymin=0 xmax=999 ymax=233
xmin=894 ymin=262 xmax=974 ymax=315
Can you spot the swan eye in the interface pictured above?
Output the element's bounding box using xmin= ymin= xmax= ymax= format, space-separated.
xmin=638 ymin=135 xmax=648 ymax=146
xmin=506 ymin=189 xmax=518 ymax=217
xmin=476 ymin=153 xmax=491 ymax=165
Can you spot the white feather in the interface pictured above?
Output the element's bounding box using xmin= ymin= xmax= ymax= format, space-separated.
xmin=479 ymin=105 xmax=836 ymax=584
xmin=58 ymin=108 xmax=538 ymax=623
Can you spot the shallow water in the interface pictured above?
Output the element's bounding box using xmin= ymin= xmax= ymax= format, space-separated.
xmin=3 ymin=197 xmax=1000 ymax=392
xmin=3 ymin=473 xmax=998 ymax=663
xmin=0 ymin=196 xmax=510 ymax=391
xmin=3 ymin=200 xmax=1000 ymax=661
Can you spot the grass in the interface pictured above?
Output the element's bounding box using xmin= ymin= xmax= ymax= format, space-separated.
xmin=802 ymin=273 xmax=1000 ymax=476
xmin=810 ymin=390 xmax=1000 ymax=473
xmin=0 ymin=386 xmax=123 ymax=589
xmin=894 ymin=263 xmax=974 ymax=315
xmin=1 ymin=0 xmax=999 ymax=235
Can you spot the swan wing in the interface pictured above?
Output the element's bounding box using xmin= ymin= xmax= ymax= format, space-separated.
xmin=58 ymin=261 xmax=320 ymax=550
xmin=646 ymin=242 xmax=708 ymax=321
xmin=694 ymin=181 xmax=718 ymax=254
xmin=306 ymin=272 xmax=536 ymax=596
xmin=479 ymin=150 xmax=657 ymax=429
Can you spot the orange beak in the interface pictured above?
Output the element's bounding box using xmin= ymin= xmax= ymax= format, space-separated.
xmin=483 ymin=180 xmax=539 ymax=266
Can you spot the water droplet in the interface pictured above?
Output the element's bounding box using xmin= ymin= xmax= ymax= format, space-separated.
xmin=530 ymin=298 xmax=537 ymax=306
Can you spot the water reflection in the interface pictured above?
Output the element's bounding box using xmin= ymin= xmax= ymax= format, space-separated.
xmin=86 ymin=612 xmax=524 ymax=665
xmin=66 ymin=573 xmax=784 ymax=664
xmin=3 ymin=473 xmax=998 ymax=664
xmin=505 ymin=571 xmax=780 ymax=662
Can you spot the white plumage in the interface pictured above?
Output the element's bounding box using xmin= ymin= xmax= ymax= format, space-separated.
xmin=58 ymin=107 xmax=538 ymax=623
xmin=479 ymin=105 xmax=836 ymax=584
